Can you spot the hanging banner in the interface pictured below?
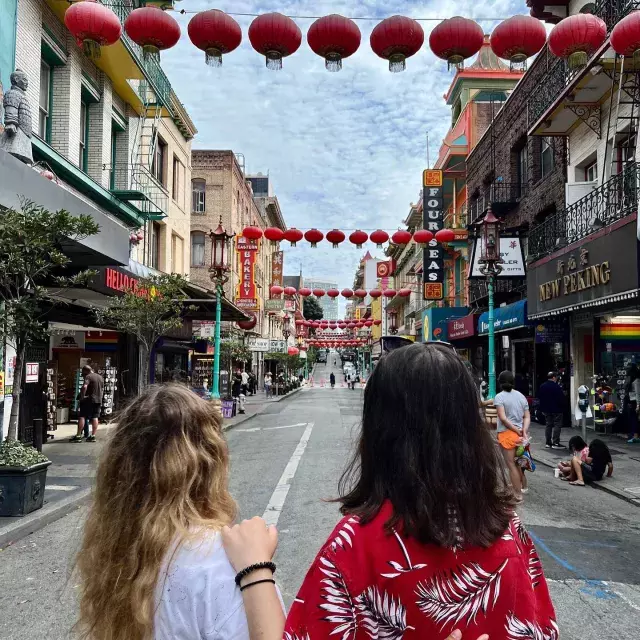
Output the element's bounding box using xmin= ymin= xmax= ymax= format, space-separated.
xmin=469 ymin=235 xmax=526 ymax=279
xmin=271 ymin=251 xmax=284 ymax=295
xmin=422 ymin=170 xmax=444 ymax=300
xmin=235 ymin=237 xmax=260 ymax=311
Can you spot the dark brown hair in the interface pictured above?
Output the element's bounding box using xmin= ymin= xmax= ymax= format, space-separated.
xmin=337 ymin=343 xmax=516 ymax=548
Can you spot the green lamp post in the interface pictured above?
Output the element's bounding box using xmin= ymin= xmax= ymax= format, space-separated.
xmin=209 ymin=218 xmax=234 ymax=400
xmin=475 ymin=207 xmax=503 ymax=399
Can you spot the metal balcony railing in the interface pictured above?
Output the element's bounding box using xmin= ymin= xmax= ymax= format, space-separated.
xmin=468 ymin=182 xmax=526 ymax=223
xmin=109 ymin=162 xmax=169 ymax=219
xmin=528 ymin=162 xmax=639 ymax=259
xmin=444 ymin=206 xmax=468 ymax=229
xmin=528 ymin=1 xmax=640 ymax=127
xmin=102 ymin=1 xmax=172 ymax=108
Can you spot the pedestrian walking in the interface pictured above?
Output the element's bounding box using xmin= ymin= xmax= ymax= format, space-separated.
xmin=71 ymin=365 xmax=104 ymax=443
xmin=538 ymin=371 xmax=565 ymax=448
xmin=625 ymin=363 xmax=640 ymax=443
xmin=495 ymin=370 xmax=531 ymax=497
xmin=264 ymin=371 xmax=273 ymax=398
xmin=232 ymin=369 xmax=245 ymax=414
xmin=329 ymin=372 xmax=335 ymax=388
xmin=240 ymin=369 xmax=249 ymax=397
xmin=222 ymin=343 xmax=556 ymax=639
xmin=346 ymin=372 xmax=353 ymax=389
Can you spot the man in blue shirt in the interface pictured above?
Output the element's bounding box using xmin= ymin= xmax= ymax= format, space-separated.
xmin=538 ymin=371 xmax=566 ymax=448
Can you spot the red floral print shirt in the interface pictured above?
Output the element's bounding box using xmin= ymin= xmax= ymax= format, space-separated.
xmin=284 ymin=502 xmax=558 ymax=640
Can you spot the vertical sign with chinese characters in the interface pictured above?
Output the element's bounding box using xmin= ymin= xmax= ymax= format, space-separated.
xmin=235 ymin=237 xmax=260 ymax=311
xmin=422 ymin=170 xmax=444 ymax=300
xmin=271 ymin=251 xmax=284 ymax=296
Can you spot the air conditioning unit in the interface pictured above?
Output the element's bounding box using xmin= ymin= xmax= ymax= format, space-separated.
xmin=565 ymin=181 xmax=597 ymax=207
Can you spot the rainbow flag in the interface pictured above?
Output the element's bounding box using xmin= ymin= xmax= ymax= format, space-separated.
xmin=85 ymin=330 xmax=119 ymax=352
xmin=600 ymin=322 xmax=640 ymax=351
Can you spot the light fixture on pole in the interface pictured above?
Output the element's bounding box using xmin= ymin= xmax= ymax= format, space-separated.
xmin=282 ymin=313 xmax=291 ymax=341
xmin=209 ymin=218 xmax=234 ymax=400
xmin=387 ymin=308 xmax=398 ymax=335
xmin=474 ymin=206 xmax=503 ymax=399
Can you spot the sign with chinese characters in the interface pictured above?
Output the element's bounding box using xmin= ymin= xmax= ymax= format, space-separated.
xmin=527 ymin=218 xmax=639 ymax=317
xmin=535 ymin=320 xmax=569 ymax=344
xmin=422 ymin=170 xmax=444 ymax=300
xmin=265 ymin=298 xmax=285 ymax=311
xmin=247 ymin=337 xmax=269 ymax=352
xmin=235 ymin=237 xmax=260 ymax=311
xmin=376 ymin=260 xmax=395 ymax=279
xmin=269 ymin=339 xmax=286 ymax=353
xmin=193 ymin=320 xmax=215 ymax=338
xmin=448 ymin=314 xmax=477 ymax=340
xmin=271 ymin=251 xmax=283 ymax=294
xmin=25 ymin=362 xmax=39 ymax=383
xmin=469 ymin=236 xmax=526 ymax=278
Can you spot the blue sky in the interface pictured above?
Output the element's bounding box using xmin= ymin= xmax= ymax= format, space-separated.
xmin=162 ymin=0 xmax=525 ymax=311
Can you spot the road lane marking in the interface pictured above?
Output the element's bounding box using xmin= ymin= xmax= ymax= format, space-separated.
xmin=262 ymin=422 xmax=314 ymax=527
xmin=45 ymin=485 xmax=79 ymax=492
xmin=237 ymin=423 xmax=307 ymax=432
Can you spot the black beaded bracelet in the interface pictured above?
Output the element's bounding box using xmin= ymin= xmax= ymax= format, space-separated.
xmin=234 ymin=561 xmax=276 ymax=587
xmin=240 ymin=578 xmax=276 ymax=592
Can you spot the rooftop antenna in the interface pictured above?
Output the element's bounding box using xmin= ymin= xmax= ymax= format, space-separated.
xmin=426 ymin=131 xmax=430 ymax=168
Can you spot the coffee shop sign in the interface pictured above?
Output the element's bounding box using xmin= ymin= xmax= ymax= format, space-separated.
xmin=539 ymin=249 xmax=610 ymax=302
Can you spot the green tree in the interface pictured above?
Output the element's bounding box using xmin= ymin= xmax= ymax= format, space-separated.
xmin=303 ymin=296 xmax=324 ymax=320
xmin=95 ymin=274 xmax=193 ymax=393
xmin=0 ymin=201 xmax=99 ymax=441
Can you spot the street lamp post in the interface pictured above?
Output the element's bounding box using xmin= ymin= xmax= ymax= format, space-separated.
xmin=475 ymin=207 xmax=503 ymax=399
xmin=209 ymin=219 xmax=234 ymax=400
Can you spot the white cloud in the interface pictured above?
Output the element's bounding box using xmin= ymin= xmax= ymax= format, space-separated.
xmin=162 ymin=0 xmax=526 ymax=300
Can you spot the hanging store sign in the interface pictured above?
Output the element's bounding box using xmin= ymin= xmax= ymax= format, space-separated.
xmin=235 ymin=237 xmax=260 ymax=311
xmin=422 ymin=170 xmax=444 ymax=300
xmin=269 ymin=339 xmax=286 ymax=352
xmin=271 ymin=251 xmax=284 ymax=294
xmin=247 ymin=337 xmax=269 ymax=352
xmin=265 ymin=298 xmax=285 ymax=311
xmin=447 ymin=314 xmax=477 ymax=340
xmin=51 ymin=331 xmax=85 ymax=351
xmin=25 ymin=362 xmax=39 ymax=384
xmin=376 ymin=259 xmax=395 ymax=278
xmin=469 ymin=236 xmax=526 ymax=279
xmin=527 ymin=219 xmax=639 ymax=319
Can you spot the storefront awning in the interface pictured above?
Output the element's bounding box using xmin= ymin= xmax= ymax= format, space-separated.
xmin=478 ymin=300 xmax=528 ymax=335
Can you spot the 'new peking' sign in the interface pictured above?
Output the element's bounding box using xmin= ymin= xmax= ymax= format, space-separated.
xmin=422 ymin=170 xmax=444 ymax=300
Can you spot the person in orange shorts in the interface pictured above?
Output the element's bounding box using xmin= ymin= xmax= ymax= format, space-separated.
xmin=494 ymin=370 xmax=530 ymax=498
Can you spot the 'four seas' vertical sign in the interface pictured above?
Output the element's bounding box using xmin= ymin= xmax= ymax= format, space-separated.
xmin=422 ymin=169 xmax=444 ymax=300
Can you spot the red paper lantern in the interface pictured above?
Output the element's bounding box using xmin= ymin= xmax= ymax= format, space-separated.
xmin=270 ymin=285 xmax=284 ymax=296
xmin=264 ymin=227 xmax=284 ymax=244
xmin=365 ymin=320 xmax=374 ymax=327
xmin=327 ymin=289 xmax=340 ymax=298
xmin=341 ymin=288 xmax=354 ymax=298
xmin=237 ymin=313 xmax=257 ymax=330
xmin=284 ymin=286 xmax=297 ymax=296
xmin=124 ymin=7 xmax=180 ymax=58
xmin=249 ymin=12 xmax=302 ymax=70
xmin=356 ymin=322 xmax=365 ymax=328
xmin=383 ymin=289 xmax=397 ymax=298
xmin=339 ymin=322 xmax=347 ymax=328
xmin=288 ymin=346 xmax=300 ymax=356
xmin=348 ymin=322 xmax=356 ymax=328
xmin=299 ymin=287 xmax=312 ymax=297
xmin=307 ymin=14 xmax=361 ymax=72
xmin=429 ymin=16 xmax=484 ymax=69
xmin=304 ymin=228 xmax=324 ymax=247
xmin=398 ymin=288 xmax=412 ymax=297
xmin=392 ymin=230 xmax=412 ymax=244
xmin=353 ymin=289 xmax=367 ymax=298
xmin=549 ymin=14 xmax=607 ymax=70
xmin=413 ymin=229 xmax=434 ymax=246
xmin=313 ymin=288 xmax=325 ymax=297
xmin=370 ymin=229 xmax=390 ymax=247
xmin=373 ymin=319 xmax=382 ymax=326
xmin=243 ymin=226 xmax=263 ymax=240
xmin=490 ymin=15 xmax=547 ymax=65
xmin=435 ymin=228 xmax=456 ymax=243
xmin=188 ymin=9 xmax=242 ymax=66
xmin=326 ymin=229 xmax=346 ymax=248
xmin=370 ymin=15 xmax=424 ymax=72
xmin=369 ymin=289 xmax=382 ymax=299
xmin=611 ymin=11 xmax=640 ymax=61
xmin=64 ymin=0 xmax=122 ymax=59
xmin=349 ymin=229 xmax=368 ymax=248
xmin=284 ymin=228 xmax=304 ymax=246
xmin=295 ymin=319 xmax=304 ymax=326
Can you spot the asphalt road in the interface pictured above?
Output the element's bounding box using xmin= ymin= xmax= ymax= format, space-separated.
xmin=1 ymin=360 xmax=639 ymax=639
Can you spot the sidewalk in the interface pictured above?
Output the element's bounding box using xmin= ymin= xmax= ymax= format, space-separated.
xmin=0 ymin=386 xmax=303 ymax=548
xmin=527 ymin=421 xmax=640 ymax=506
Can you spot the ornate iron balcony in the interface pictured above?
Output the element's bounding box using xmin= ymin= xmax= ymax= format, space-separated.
xmin=528 ymin=162 xmax=639 ymax=259
xmin=468 ymin=182 xmax=526 ymax=223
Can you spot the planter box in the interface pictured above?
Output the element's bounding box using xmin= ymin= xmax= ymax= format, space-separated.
xmin=0 ymin=461 xmax=52 ymax=517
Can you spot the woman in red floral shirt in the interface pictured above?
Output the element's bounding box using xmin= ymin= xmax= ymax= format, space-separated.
xmin=224 ymin=342 xmax=558 ymax=640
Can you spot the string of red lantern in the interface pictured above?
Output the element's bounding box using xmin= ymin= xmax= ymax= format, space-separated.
xmin=269 ymin=285 xmax=415 ymax=298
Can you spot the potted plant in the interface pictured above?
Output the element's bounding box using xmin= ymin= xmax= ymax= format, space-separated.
xmin=0 ymin=440 xmax=51 ymax=517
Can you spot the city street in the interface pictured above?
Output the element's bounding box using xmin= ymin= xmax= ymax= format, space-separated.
xmin=1 ymin=362 xmax=639 ymax=640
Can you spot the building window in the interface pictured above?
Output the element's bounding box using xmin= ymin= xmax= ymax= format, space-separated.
xmin=517 ymin=145 xmax=528 ymax=196
xmin=191 ymin=232 xmax=206 ymax=266
xmin=171 ymin=233 xmax=184 ymax=274
xmin=79 ymin=100 xmax=89 ymax=171
xmin=192 ymin=179 xmax=206 ymax=213
xmin=541 ymin=137 xmax=554 ymax=178
xmin=39 ymin=59 xmax=52 ymax=141
xmin=172 ymin=155 xmax=182 ymax=202
xmin=615 ymin=133 xmax=636 ymax=174
xmin=150 ymin=222 xmax=161 ymax=270
xmin=585 ymin=160 xmax=597 ymax=182
xmin=152 ymin=134 xmax=167 ymax=185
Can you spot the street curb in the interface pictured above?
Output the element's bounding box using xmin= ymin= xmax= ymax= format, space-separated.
xmin=530 ymin=452 xmax=640 ymax=507
xmin=0 ymin=487 xmax=92 ymax=550
xmin=223 ymin=386 xmax=303 ymax=432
